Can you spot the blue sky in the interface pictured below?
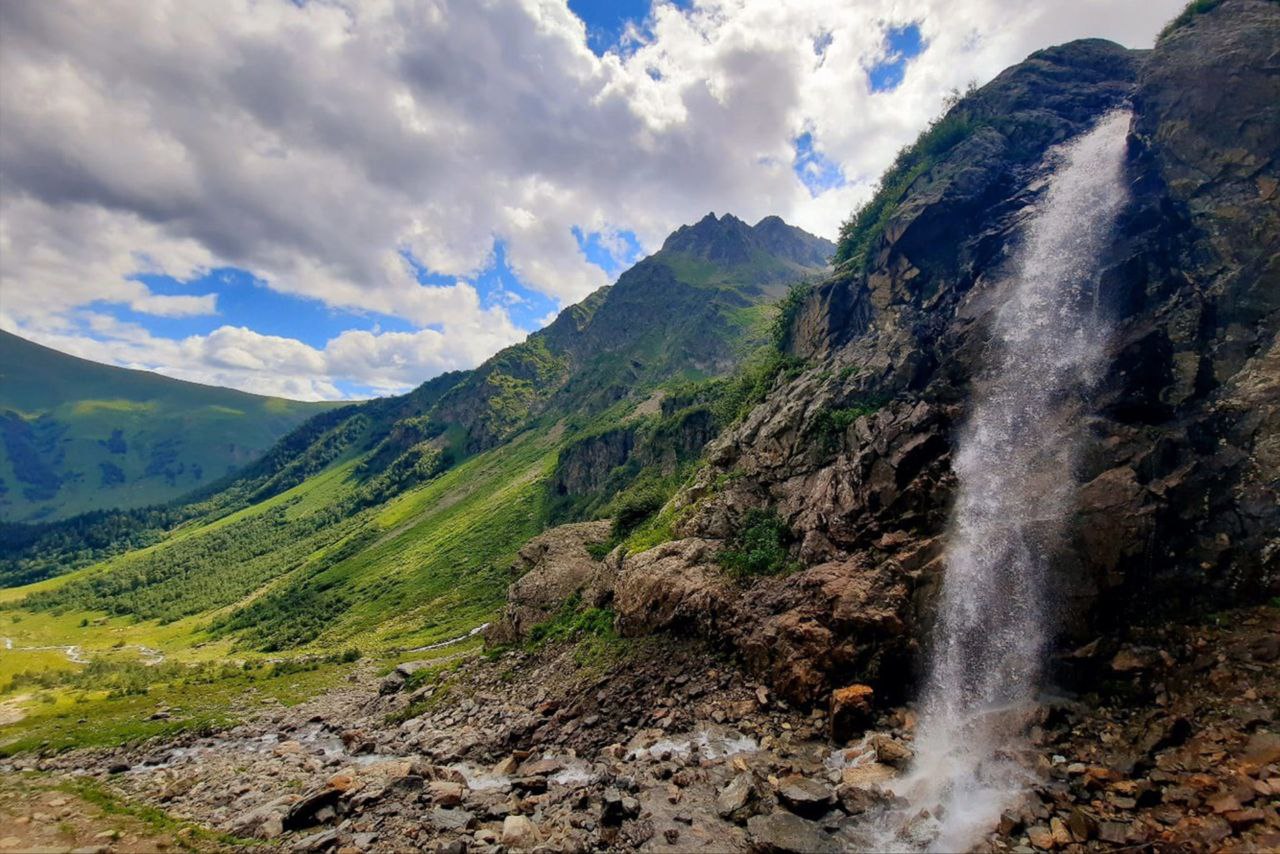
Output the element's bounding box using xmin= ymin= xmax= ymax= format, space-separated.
xmin=71 ymin=9 xmax=923 ymax=382
xmin=0 ymin=0 xmax=1179 ymax=400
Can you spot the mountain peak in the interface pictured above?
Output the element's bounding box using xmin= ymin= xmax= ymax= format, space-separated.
xmin=659 ymin=212 xmax=832 ymax=268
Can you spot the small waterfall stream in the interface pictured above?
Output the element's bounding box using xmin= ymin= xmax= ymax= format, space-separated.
xmin=886 ymin=109 xmax=1133 ymax=851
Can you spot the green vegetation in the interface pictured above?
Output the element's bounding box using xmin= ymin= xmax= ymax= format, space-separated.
xmin=0 ymin=656 xmax=346 ymax=757
xmin=812 ymin=400 xmax=884 ymax=450
xmin=1159 ymin=0 xmax=1222 ymax=38
xmin=717 ymin=508 xmax=797 ymax=580
xmin=527 ymin=597 xmax=615 ymax=648
xmin=0 ymin=330 xmax=337 ymax=522
xmin=834 ymin=93 xmax=981 ymax=271
xmin=770 ymin=281 xmax=812 ymax=353
xmin=385 ymin=658 xmax=466 ymax=724
xmin=609 ymin=471 xmax=685 ymax=541
xmin=521 ymin=595 xmax=628 ymax=674
xmin=23 ymin=503 xmax=359 ymax=624
xmin=0 ymin=215 xmax=834 ymax=758
xmin=57 ymin=777 xmax=251 ymax=849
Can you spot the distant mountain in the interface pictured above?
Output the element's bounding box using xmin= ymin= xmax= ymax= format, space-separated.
xmin=0 ymin=214 xmax=831 ymax=652
xmin=0 ymin=331 xmax=339 ymax=521
xmin=428 ymin=213 xmax=834 ymax=451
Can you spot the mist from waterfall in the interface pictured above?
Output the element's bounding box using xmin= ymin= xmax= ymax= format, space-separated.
xmin=886 ymin=110 xmax=1133 ymax=852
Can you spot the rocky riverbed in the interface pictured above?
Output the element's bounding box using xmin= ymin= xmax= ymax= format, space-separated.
xmin=3 ymin=605 xmax=1277 ymax=853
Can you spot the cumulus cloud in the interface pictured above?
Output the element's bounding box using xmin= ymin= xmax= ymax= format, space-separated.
xmin=0 ymin=0 xmax=1184 ymax=398
xmin=16 ymin=312 xmax=522 ymax=401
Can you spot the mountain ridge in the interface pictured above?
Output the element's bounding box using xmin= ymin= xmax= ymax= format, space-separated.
xmin=0 ymin=329 xmax=339 ymax=522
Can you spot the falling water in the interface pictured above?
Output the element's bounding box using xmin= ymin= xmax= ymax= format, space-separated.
xmin=887 ymin=110 xmax=1133 ymax=852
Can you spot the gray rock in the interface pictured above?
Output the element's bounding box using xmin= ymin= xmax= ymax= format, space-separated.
xmin=716 ymin=774 xmax=757 ymax=822
xmin=429 ymin=807 xmax=476 ymax=832
xmin=775 ymin=775 xmax=834 ymax=818
xmin=290 ymin=829 xmax=339 ymax=853
xmin=746 ymin=812 xmax=841 ymax=854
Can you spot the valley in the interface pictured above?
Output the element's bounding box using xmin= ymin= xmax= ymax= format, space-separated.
xmin=1 ymin=0 xmax=1278 ymax=851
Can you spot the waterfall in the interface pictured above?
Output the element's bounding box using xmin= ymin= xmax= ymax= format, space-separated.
xmin=887 ymin=110 xmax=1133 ymax=852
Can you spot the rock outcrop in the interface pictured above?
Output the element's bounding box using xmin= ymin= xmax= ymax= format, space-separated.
xmin=486 ymin=521 xmax=613 ymax=645
xmin=608 ymin=0 xmax=1279 ymax=706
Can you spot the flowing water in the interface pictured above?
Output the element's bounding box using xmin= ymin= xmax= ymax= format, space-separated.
xmin=884 ymin=110 xmax=1132 ymax=851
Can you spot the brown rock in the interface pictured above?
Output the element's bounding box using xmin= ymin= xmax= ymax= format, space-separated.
xmin=870 ymin=733 xmax=913 ymax=768
xmin=427 ymin=781 xmax=466 ymax=807
xmin=327 ymin=773 xmax=358 ymax=793
xmin=1027 ymin=824 xmax=1056 ymax=849
xmin=1096 ymin=822 xmax=1128 ymax=844
xmin=1223 ymin=808 xmax=1265 ymax=831
xmin=1049 ymin=817 xmax=1072 ymax=847
xmin=486 ymin=520 xmax=614 ymax=644
xmin=1066 ymin=807 xmax=1097 ymax=842
xmin=829 ymin=684 xmax=874 ymax=743
xmin=501 ymin=815 xmax=537 ymax=850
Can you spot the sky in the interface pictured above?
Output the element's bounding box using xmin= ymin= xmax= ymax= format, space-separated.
xmin=0 ymin=0 xmax=1184 ymax=400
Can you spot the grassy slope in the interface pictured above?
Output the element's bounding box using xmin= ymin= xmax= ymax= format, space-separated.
xmin=0 ymin=425 xmax=556 ymax=753
xmin=0 ymin=331 xmax=338 ymax=522
xmin=0 ymin=217 xmax=832 ymax=755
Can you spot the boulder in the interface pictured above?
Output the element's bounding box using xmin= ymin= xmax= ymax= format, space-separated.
xmin=501 ymin=815 xmax=537 ymax=850
xmin=829 ymin=684 xmax=874 ymax=742
xmin=746 ymin=812 xmax=841 ymax=854
xmin=716 ymin=774 xmax=757 ymax=822
xmin=283 ymin=787 xmax=342 ymax=831
xmin=774 ymin=775 xmax=834 ymax=818
xmin=870 ymin=734 xmax=913 ymax=768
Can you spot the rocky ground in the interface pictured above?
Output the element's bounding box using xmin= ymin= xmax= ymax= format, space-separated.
xmin=0 ymin=771 xmax=233 ymax=853
xmin=2 ymin=605 xmax=1277 ymax=853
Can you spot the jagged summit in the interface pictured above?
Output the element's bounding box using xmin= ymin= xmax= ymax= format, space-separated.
xmin=659 ymin=212 xmax=833 ymax=268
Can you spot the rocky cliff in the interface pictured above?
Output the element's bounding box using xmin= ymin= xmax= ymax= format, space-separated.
xmin=548 ymin=0 xmax=1279 ymax=707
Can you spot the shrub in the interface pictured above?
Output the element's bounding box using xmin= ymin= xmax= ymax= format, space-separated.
xmin=717 ymin=508 xmax=796 ymax=580
xmin=527 ymin=596 xmax=616 ymax=647
xmin=812 ymin=400 xmax=884 ymax=450
xmin=611 ymin=481 xmax=671 ymax=541
xmin=771 ymin=282 xmax=812 ymax=353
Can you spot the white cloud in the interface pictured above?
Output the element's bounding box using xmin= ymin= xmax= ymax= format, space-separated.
xmin=0 ymin=0 xmax=1184 ymax=398
xmin=12 ymin=314 xmax=523 ymax=401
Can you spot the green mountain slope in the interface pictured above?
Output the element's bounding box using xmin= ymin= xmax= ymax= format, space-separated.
xmin=0 ymin=331 xmax=339 ymax=522
xmin=0 ymin=214 xmax=831 ymax=666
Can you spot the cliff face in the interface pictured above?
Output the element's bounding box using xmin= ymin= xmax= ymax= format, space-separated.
xmin=608 ymin=0 xmax=1279 ymax=704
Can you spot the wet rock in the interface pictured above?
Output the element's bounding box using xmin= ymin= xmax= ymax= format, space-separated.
xmin=870 ymin=733 xmax=913 ymax=768
xmin=746 ymin=811 xmax=840 ymax=854
xmin=835 ymin=783 xmax=888 ymax=816
xmin=774 ymin=775 xmax=833 ymax=818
